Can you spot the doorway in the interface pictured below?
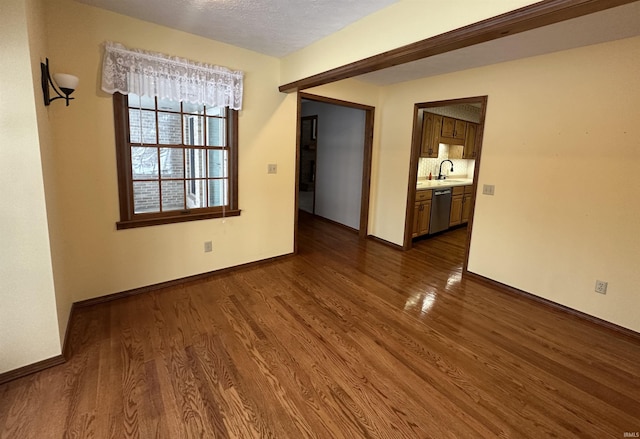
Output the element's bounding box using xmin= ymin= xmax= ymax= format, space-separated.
xmin=404 ymin=96 xmax=488 ymax=274
xmin=299 ymin=115 xmax=318 ymax=214
xmin=295 ymin=93 xmax=375 ymax=250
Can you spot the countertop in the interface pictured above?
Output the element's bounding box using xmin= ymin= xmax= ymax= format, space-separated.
xmin=416 ymin=178 xmax=473 ymax=190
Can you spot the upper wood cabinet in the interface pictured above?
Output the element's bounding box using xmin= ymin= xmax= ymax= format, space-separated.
xmin=441 ymin=117 xmax=466 ymax=142
xmin=463 ymin=122 xmax=479 ymax=159
xmin=421 ymin=112 xmax=481 ymax=158
xmin=420 ymin=113 xmax=441 ymax=158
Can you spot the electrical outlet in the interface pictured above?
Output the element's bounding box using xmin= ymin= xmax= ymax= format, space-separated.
xmin=267 ymin=163 xmax=277 ymax=174
xmin=482 ymin=184 xmax=495 ymax=196
xmin=595 ymin=280 xmax=608 ymax=294
xmin=204 ymin=241 xmax=212 ymax=253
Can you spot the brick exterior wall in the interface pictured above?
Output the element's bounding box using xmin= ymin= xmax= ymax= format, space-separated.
xmin=129 ymin=105 xmax=227 ymax=214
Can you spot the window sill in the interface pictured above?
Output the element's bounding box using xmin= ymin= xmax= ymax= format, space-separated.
xmin=116 ymin=209 xmax=241 ymax=230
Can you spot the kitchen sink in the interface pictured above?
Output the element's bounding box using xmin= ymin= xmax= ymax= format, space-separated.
xmin=417 ymin=179 xmax=469 ymax=188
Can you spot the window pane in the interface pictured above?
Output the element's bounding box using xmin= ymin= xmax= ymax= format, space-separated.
xmin=116 ymin=93 xmax=237 ymax=225
xmin=128 ymin=93 xmax=155 ymax=110
xmin=131 ymin=147 xmax=158 ymax=179
xmin=161 ymin=181 xmax=184 ymax=212
xmin=186 ymin=179 xmax=206 ymax=208
xmin=185 ymin=148 xmax=206 ymax=179
xmin=133 ymin=181 xmax=160 ymax=213
xmin=157 ymin=97 xmax=180 ymax=112
xmin=206 ymin=106 xmax=224 ymax=117
xmin=208 ymin=179 xmax=228 ymax=207
xmin=183 ymin=101 xmax=205 ymax=115
xmin=128 ymin=93 xmax=140 ymax=108
xmin=158 ymin=112 xmax=182 ymax=144
xmin=129 ymin=109 xmax=156 ymax=144
xmin=206 ymin=117 xmax=226 ymax=146
xmin=184 ymin=116 xmax=204 ymax=146
xmin=208 ymin=149 xmax=228 ymax=178
xmin=160 ymin=148 xmax=183 ymax=178
xmin=141 ymin=95 xmax=156 ymax=109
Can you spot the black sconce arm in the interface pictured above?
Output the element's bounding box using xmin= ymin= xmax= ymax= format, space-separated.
xmin=41 ymin=58 xmax=77 ymax=106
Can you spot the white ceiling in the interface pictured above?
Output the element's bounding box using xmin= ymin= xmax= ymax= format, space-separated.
xmin=357 ymin=1 xmax=640 ymax=85
xmin=75 ymin=0 xmax=640 ymax=86
xmin=75 ymin=0 xmax=399 ymax=58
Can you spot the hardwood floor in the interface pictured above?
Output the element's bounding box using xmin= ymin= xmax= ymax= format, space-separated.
xmin=1 ymin=214 xmax=639 ymax=438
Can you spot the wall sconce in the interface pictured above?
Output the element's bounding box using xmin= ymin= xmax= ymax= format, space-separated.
xmin=41 ymin=58 xmax=78 ymax=106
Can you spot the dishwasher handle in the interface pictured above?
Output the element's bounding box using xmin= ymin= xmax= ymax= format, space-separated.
xmin=434 ymin=189 xmax=452 ymax=196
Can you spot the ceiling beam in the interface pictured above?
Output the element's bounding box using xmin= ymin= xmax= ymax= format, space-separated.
xmin=279 ymin=0 xmax=638 ymax=93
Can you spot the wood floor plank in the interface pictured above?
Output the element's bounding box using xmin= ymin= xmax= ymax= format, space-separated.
xmin=218 ymin=295 xmax=316 ymax=438
xmin=277 ymin=272 xmax=513 ymax=437
xmin=1 ymin=213 xmax=639 ymax=438
xmin=288 ymin=249 xmax=624 ymax=434
xmin=268 ymin=294 xmax=460 ymax=439
xmin=0 ymin=376 xmax=42 ymax=438
xmin=271 ymin=269 xmax=507 ymax=438
xmin=268 ymin=281 xmax=466 ymax=438
xmin=195 ymin=291 xmax=292 ymax=438
xmin=150 ymin=349 xmax=190 ymax=438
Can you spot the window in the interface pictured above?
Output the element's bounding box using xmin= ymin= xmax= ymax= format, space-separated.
xmin=113 ymin=93 xmax=239 ymax=229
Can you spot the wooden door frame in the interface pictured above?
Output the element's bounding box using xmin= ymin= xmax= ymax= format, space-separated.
xmin=299 ymin=115 xmax=318 ymax=214
xmin=403 ymin=96 xmax=488 ymax=275
xmin=294 ymin=92 xmax=375 ymax=252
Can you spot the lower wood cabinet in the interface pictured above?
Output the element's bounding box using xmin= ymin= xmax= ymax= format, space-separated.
xmin=412 ymin=190 xmax=432 ymax=237
xmin=449 ymin=186 xmax=464 ymax=227
xmin=413 ymin=186 xmax=472 ymax=238
xmin=461 ymin=185 xmax=474 ymax=224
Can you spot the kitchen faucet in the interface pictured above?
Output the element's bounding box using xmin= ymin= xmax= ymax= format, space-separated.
xmin=438 ymin=160 xmax=454 ymax=180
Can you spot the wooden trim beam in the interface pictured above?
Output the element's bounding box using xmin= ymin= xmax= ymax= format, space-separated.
xmin=279 ymin=0 xmax=637 ymax=93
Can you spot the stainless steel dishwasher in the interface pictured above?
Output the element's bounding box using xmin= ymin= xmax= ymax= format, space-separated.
xmin=429 ymin=188 xmax=452 ymax=234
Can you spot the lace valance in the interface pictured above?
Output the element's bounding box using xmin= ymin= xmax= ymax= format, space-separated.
xmin=101 ymin=42 xmax=243 ymax=110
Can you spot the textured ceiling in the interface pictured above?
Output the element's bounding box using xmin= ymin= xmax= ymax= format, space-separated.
xmin=74 ymin=0 xmax=640 ymax=86
xmin=75 ymin=0 xmax=398 ymax=57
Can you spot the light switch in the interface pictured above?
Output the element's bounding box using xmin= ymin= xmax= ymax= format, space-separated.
xmin=482 ymin=184 xmax=495 ymax=196
xmin=267 ymin=164 xmax=277 ymax=174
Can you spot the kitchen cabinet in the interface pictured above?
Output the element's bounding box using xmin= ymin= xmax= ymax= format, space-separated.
xmin=463 ymin=122 xmax=478 ymax=159
xmin=413 ymin=190 xmax=432 ymax=237
xmin=449 ymin=186 xmax=464 ymax=227
xmin=441 ymin=117 xmax=466 ymax=143
xmin=420 ymin=113 xmax=441 ymax=158
xmin=461 ymin=185 xmax=474 ymax=224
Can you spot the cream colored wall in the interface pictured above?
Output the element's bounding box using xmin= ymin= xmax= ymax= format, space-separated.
xmin=43 ymin=0 xmax=296 ymax=303
xmin=372 ymin=36 xmax=640 ymax=332
xmin=0 ymin=0 xmax=61 ymax=373
xmin=25 ymin=0 xmax=72 ymax=348
xmin=281 ymin=0 xmax=538 ymax=85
